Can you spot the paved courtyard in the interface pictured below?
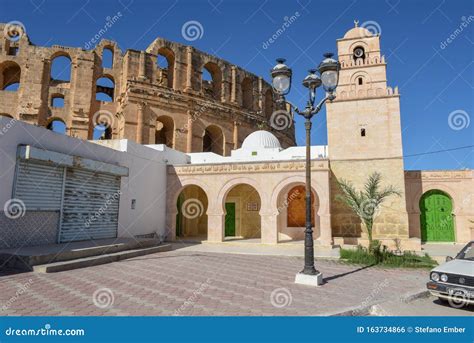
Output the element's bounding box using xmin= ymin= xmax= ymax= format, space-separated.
xmin=0 ymin=250 xmax=441 ymax=316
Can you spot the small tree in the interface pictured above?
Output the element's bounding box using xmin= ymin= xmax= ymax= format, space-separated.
xmin=337 ymin=172 xmax=401 ymax=252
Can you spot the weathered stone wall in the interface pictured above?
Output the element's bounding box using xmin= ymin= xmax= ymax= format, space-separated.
xmin=329 ymin=158 xmax=409 ymax=240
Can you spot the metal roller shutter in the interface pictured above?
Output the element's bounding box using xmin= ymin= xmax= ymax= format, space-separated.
xmin=59 ymin=168 xmax=121 ymax=242
xmin=13 ymin=160 xmax=64 ymax=211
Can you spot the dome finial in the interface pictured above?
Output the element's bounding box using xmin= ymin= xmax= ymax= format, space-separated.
xmin=354 ymin=19 xmax=359 ymax=27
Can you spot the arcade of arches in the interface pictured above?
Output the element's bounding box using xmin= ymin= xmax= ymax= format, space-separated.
xmin=150 ymin=115 xmax=228 ymax=155
xmin=167 ymin=163 xmax=333 ymax=245
xmin=166 ymin=163 xmax=473 ymax=249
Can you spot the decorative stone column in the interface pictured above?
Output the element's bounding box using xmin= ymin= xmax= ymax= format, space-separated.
xmin=260 ymin=212 xmax=278 ymax=244
xmin=184 ymin=46 xmax=193 ymax=92
xmin=172 ymin=61 xmax=179 ymax=90
xmin=207 ymin=212 xmax=225 ymax=242
xmin=258 ymin=77 xmax=263 ymax=113
xmin=233 ymin=121 xmax=239 ymax=150
xmin=186 ymin=110 xmax=193 ymax=153
xmin=221 ymin=78 xmax=226 ymax=103
xmin=136 ymin=102 xmax=146 ymax=144
xmin=139 ymin=51 xmax=146 ymax=80
xmin=231 ymin=66 xmax=237 ymax=103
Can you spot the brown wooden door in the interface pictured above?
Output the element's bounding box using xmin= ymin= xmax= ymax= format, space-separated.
xmin=287 ymin=185 xmax=314 ymax=227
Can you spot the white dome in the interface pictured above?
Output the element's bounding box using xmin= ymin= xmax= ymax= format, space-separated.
xmin=241 ymin=130 xmax=281 ymax=149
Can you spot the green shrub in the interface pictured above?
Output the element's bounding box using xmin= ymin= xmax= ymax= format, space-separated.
xmin=340 ymin=245 xmax=437 ymax=268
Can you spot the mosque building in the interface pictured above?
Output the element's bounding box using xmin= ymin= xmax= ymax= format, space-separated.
xmin=0 ymin=23 xmax=472 ymax=252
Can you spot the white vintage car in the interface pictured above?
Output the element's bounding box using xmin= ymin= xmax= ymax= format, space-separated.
xmin=427 ymin=241 xmax=474 ymax=307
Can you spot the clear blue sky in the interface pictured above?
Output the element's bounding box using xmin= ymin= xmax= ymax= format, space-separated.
xmin=1 ymin=0 xmax=472 ymax=170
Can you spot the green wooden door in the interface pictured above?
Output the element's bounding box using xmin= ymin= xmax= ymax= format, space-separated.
xmin=420 ymin=190 xmax=454 ymax=242
xmin=225 ymin=203 xmax=236 ymax=237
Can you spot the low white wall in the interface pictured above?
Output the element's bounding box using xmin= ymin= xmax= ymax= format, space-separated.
xmin=0 ymin=118 xmax=188 ymax=244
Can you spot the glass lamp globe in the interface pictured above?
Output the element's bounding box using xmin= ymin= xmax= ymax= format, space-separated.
xmin=318 ymin=53 xmax=340 ymax=93
xmin=320 ymin=70 xmax=338 ymax=92
xmin=272 ymin=74 xmax=291 ymax=94
xmin=271 ymin=58 xmax=292 ymax=95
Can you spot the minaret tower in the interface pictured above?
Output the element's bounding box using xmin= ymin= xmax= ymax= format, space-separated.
xmin=327 ymin=22 xmax=413 ymax=249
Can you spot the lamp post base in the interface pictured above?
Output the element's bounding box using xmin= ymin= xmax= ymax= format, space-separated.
xmin=294 ymin=272 xmax=324 ymax=286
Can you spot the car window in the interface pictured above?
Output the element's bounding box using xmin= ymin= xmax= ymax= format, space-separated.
xmin=457 ymin=242 xmax=474 ymax=260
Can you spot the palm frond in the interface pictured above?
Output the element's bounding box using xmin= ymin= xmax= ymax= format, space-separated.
xmin=365 ymin=172 xmax=381 ymax=200
xmin=337 ymin=172 xmax=401 ymax=245
xmin=376 ymin=186 xmax=402 ymax=204
xmin=337 ymin=179 xmax=363 ymax=211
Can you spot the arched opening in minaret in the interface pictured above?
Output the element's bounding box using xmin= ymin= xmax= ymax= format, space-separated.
xmin=353 ymin=46 xmax=365 ymax=62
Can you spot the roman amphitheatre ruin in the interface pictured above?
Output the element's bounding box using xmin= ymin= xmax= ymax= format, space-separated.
xmin=0 ymin=22 xmax=295 ymax=154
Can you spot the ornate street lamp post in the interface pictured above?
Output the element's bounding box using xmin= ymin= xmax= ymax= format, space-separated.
xmin=271 ymin=54 xmax=340 ymax=286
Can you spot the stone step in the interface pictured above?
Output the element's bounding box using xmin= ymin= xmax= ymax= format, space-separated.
xmin=33 ymin=244 xmax=172 ymax=273
xmin=0 ymin=238 xmax=163 ymax=271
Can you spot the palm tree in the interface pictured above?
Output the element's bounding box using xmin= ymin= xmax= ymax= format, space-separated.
xmin=337 ymin=172 xmax=401 ymax=251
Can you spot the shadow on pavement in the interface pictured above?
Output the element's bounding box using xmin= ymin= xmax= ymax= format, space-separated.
xmin=323 ymin=264 xmax=376 ymax=283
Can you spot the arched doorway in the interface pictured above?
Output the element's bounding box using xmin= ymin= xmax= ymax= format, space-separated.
xmin=96 ymin=76 xmax=115 ymax=102
xmin=420 ymin=190 xmax=455 ymax=242
xmin=223 ymin=184 xmax=261 ymax=240
xmin=156 ymin=47 xmax=175 ymax=88
xmin=50 ymin=54 xmax=72 ymax=82
xmin=276 ymin=183 xmax=319 ymax=242
xmin=47 ymin=119 xmax=66 ymax=134
xmin=155 ymin=115 xmax=174 ymax=147
xmin=176 ymin=185 xmax=208 ymax=239
xmin=202 ymin=62 xmax=222 ymax=100
xmin=51 ymin=94 xmax=65 ymax=108
xmin=241 ymin=77 xmax=253 ymax=111
xmin=0 ymin=61 xmax=21 ymax=91
xmin=287 ymin=185 xmax=315 ymax=227
xmin=102 ymin=47 xmax=114 ymax=68
xmin=202 ymin=125 xmax=224 ymax=155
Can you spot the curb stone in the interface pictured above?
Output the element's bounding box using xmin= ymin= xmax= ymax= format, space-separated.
xmin=325 ymin=289 xmax=429 ymax=316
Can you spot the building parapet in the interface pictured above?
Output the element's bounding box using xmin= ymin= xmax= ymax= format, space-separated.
xmin=335 ymin=86 xmax=399 ymax=101
xmin=340 ymin=56 xmax=385 ymax=69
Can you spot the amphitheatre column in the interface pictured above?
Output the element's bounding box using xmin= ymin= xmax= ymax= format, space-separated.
xmin=172 ymin=61 xmax=179 ymax=90
xmin=221 ymin=79 xmax=226 ymax=102
xmin=233 ymin=121 xmax=239 ymax=149
xmin=139 ymin=51 xmax=146 ymax=80
xmin=258 ymin=77 xmax=263 ymax=112
xmin=186 ymin=111 xmax=193 ymax=153
xmin=231 ymin=66 xmax=237 ymax=103
xmin=184 ymin=46 xmax=193 ymax=92
xmin=136 ymin=102 xmax=146 ymax=144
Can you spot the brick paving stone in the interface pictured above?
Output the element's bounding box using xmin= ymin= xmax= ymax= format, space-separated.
xmin=0 ymin=251 xmax=428 ymax=316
